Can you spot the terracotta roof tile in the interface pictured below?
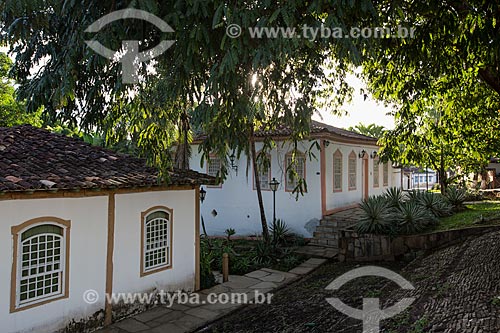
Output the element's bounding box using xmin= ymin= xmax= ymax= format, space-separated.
xmin=0 ymin=125 xmax=216 ymax=193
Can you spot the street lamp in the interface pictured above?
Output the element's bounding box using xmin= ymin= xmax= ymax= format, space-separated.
xmin=199 ymin=187 xmax=207 ymax=237
xmin=270 ymin=178 xmax=280 ymax=223
xmin=200 ymin=187 xmax=206 ymax=203
xmin=358 ymin=149 xmax=367 ymax=158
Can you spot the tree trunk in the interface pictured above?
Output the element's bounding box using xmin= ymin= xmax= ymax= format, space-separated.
xmin=250 ymin=127 xmax=270 ymax=243
xmin=439 ymin=150 xmax=447 ymax=195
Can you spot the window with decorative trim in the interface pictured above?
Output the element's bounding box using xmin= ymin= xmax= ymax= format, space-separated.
xmin=285 ymin=152 xmax=306 ymax=191
xmin=11 ymin=218 xmax=70 ymax=312
xmin=348 ymin=151 xmax=357 ymax=190
xmin=207 ymin=155 xmax=222 ymax=187
xmin=333 ymin=150 xmax=343 ymax=192
xmin=253 ymin=153 xmax=271 ymax=191
xmin=383 ymin=162 xmax=389 ymax=186
xmin=141 ymin=207 xmax=173 ymax=276
xmin=373 ymin=157 xmax=380 ymax=188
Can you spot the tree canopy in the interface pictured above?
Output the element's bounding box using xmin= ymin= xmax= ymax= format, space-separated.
xmin=1 ymin=0 xmax=499 ymax=173
xmin=347 ymin=123 xmax=385 ymax=138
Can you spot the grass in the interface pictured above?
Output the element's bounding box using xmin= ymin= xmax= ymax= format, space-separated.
xmin=432 ymin=201 xmax=500 ymax=231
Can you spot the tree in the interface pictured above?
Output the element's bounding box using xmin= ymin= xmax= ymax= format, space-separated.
xmin=379 ymin=99 xmax=500 ymax=193
xmin=347 ymin=123 xmax=385 ymax=138
xmin=0 ymin=52 xmax=41 ymax=127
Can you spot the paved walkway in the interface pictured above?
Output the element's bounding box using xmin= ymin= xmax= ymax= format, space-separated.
xmin=95 ymin=258 xmax=327 ymax=333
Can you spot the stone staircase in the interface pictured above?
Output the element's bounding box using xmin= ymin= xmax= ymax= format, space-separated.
xmin=309 ymin=207 xmax=363 ymax=248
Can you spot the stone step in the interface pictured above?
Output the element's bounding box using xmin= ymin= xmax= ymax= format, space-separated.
xmin=309 ymin=238 xmax=338 ymax=248
xmin=313 ymin=231 xmax=338 ymax=239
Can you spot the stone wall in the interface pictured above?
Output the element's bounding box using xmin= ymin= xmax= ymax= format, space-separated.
xmin=338 ymin=225 xmax=500 ymax=262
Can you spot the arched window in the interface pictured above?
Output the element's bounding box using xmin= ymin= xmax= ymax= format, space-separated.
xmin=141 ymin=207 xmax=173 ymax=276
xmin=373 ymin=157 xmax=380 ymax=188
xmin=11 ymin=217 xmax=70 ymax=311
xmin=333 ymin=150 xmax=343 ymax=192
xmin=383 ymin=162 xmax=389 ymax=186
xmin=285 ymin=151 xmax=306 ymax=192
xmin=254 ymin=151 xmax=271 ymax=191
xmin=348 ymin=151 xmax=357 ymax=190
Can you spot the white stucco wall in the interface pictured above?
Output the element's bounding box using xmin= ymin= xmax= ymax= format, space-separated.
xmin=0 ymin=197 xmax=108 ymax=333
xmin=1 ymin=189 xmax=197 ymax=333
xmin=113 ymin=190 xmax=196 ymax=294
xmin=191 ymin=139 xmax=402 ymax=237
xmin=324 ymin=142 xmax=401 ymax=211
xmin=191 ymin=141 xmax=322 ymax=237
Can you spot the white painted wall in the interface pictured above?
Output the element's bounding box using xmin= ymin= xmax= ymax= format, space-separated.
xmin=191 ymin=141 xmax=322 ymax=237
xmin=324 ymin=142 xmax=401 ymax=211
xmin=0 ymin=197 xmax=108 ymax=333
xmin=113 ymin=190 xmax=196 ymax=294
xmin=1 ymin=189 xmax=197 ymax=333
xmin=191 ymin=139 xmax=402 ymax=237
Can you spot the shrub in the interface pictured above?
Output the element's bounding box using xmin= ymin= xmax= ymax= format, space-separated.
xmin=224 ymin=228 xmax=236 ymax=241
xmin=253 ymin=240 xmax=274 ymax=265
xmin=384 ymin=187 xmax=406 ymax=208
xmin=356 ymin=195 xmax=394 ymax=234
xmin=200 ymin=238 xmax=216 ymax=289
xmin=445 ymin=186 xmax=467 ymax=210
xmin=394 ymin=201 xmax=432 ymax=234
xmin=270 ymin=219 xmax=291 ymax=245
xmin=416 ymin=191 xmax=453 ymax=218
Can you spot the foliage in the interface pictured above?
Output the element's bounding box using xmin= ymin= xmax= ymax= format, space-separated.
xmin=356 ymin=195 xmax=394 ymax=235
xmin=347 ymin=123 xmax=386 ymax=139
xmin=445 ymin=186 xmax=467 ymax=211
xmin=393 ymin=201 xmax=433 ymax=235
xmin=224 ymin=228 xmax=236 ymax=241
xmin=199 ymin=223 xmax=305 ymax=278
xmin=270 ymin=219 xmax=291 ymax=246
xmin=416 ymin=192 xmax=452 ymax=218
xmin=357 ymin=188 xmax=453 ymax=235
xmin=383 ymin=187 xmax=406 ymax=209
xmin=0 ymin=52 xmax=41 ymax=127
xmin=433 ymin=202 xmax=500 ymax=231
xmin=199 ymin=238 xmax=216 ymax=290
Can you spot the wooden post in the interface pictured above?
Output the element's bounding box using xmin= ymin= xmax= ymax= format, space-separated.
xmin=222 ymin=253 xmax=229 ymax=282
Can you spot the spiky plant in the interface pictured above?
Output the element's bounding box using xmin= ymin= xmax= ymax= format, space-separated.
xmin=356 ymin=195 xmax=394 ymax=235
xmin=445 ymin=186 xmax=467 ymax=211
xmin=417 ymin=192 xmax=453 ymax=218
xmin=384 ymin=187 xmax=406 ymax=208
xmin=394 ymin=201 xmax=432 ymax=234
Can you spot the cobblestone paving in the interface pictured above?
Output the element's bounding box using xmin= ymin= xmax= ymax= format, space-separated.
xmin=383 ymin=230 xmax=500 ymax=332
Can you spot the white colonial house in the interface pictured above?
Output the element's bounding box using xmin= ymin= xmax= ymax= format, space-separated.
xmin=0 ymin=125 xmax=215 ymax=333
xmin=190 ymin=120 xmax=401 ymax=237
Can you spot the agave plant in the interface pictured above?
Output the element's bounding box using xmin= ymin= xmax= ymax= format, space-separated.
xmin=406 ymin=189 xmax=426 ymax=202
xmin=417 ymin=192 xmax=453 ymax=218
xmin=270 ymin=219 xmax=291 ymax=246
xmin=384 ymin=187 xmax=406 ymax=208
xmin=394 ymin=201 xmax=432 ymax=234
xmin=445 ymin=186 xmax=467 ymax=211
xmin=356 ymin=195 xmax=394 ymax=235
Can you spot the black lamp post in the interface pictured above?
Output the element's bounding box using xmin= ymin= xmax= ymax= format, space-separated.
xmin=199 ymin=187 xmax=207 ymax=237
xmin=269 ymin=178 xmax=280 ymax=222
xmin=200 ymin=187 xmax=206 ymax=203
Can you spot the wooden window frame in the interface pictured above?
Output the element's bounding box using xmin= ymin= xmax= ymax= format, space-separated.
xmin=10 ymin=217 xmax=71 ymax=313
xmin=253 ymin=152 xmax=272 ymax=191
xmin=373 ymin=157 xmax=380 ymax=188
xmin=285 ymin=151 xmax=307 ymax=193
xmin=383 ymin=162 xmax=389 ymax=186
xmin=206 ymin=154 xmax=222 ymax=188
xmin=348 ymin=151 xmax=357 ymax=191
xmin=140 ymin=206 xmax=174 ymax=277
xmin=333 ymin=149 xmax=343 ymax=192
